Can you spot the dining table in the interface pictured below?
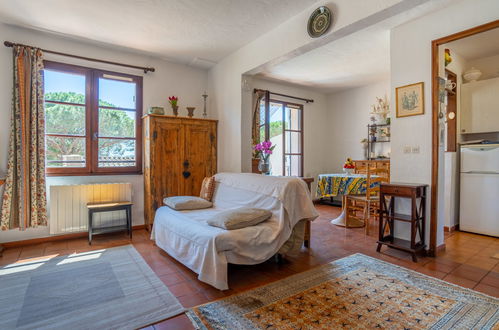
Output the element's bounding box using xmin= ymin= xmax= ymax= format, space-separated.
xmin=316 ymin=173 xmax=380 ymax=227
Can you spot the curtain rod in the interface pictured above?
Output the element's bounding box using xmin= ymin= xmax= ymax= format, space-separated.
xmin=254 ymin=88 xmax=314 ymax=103
xmin=4 ymin=41 xmax=155 ymax=73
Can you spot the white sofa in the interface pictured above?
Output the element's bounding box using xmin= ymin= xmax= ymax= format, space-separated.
xmin=152 ymin=173 xmax=319 ymax=290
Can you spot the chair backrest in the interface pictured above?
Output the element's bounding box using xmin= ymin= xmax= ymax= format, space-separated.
xmin=366 ymin=167 xmax=389 ymax=199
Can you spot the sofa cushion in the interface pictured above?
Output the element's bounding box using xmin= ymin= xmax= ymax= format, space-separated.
xmin=206 ymin=207 xmax=272 ymax=230
xmin=199 ymin=176 xmax=216 ymax=201
xmin=164 ymin=196 xmax=213 ymax=210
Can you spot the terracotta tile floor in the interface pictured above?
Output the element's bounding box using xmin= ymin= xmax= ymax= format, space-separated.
xmin=1 ymin=204 xmax=498 ymax=329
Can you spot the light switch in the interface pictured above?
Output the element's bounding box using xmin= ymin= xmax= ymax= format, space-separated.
xmin=412 ymin=146 xmax=420 ymax=154
xmin=403 ymin=146 xmax=411 ymax=154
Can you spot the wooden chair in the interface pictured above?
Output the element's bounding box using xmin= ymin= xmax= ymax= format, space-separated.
xmin=345 ymin=168 xmax=389 ymax=235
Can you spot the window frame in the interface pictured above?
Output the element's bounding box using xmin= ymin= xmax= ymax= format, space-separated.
xmin=44 ymin=61 xmax=143 ymax=176
xmin=259 ymin=98 xmax=304 ymax=177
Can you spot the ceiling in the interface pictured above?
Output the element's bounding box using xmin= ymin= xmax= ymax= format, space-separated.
xmin=0 ymin=0 xmax=316 ymax=68
xmin=255 ymin=25 xmax=391 ymax=93
xmin=254 ymin=0 xmax=454 ymax=94
xmin=444 ymin=27 xmax=499 ymax=60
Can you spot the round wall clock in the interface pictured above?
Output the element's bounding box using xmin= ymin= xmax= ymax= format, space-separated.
xmin=307 ymin=6 xmax=332 ymax=38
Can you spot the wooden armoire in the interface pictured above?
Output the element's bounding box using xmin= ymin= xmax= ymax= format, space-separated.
xmin=143 ymin=115 xmax=217 ymax=229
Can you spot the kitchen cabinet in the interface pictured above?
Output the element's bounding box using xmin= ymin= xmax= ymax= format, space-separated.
xmin=461 ymin=77 xmax=499 ymax=134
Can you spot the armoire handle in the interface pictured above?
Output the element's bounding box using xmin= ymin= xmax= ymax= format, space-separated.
xmin=182 ymin=171 xmax=191 ymax=178
xmin=183 ymin=160 xmax=190 ymax=168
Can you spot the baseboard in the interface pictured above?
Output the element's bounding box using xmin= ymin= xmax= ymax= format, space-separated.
xmin=444 ymin=224 xmax=459 ymax=232
xmin=2 ymin=224 xmax=146 ymax=248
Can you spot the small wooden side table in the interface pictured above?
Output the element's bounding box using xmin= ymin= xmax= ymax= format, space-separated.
xmin=87 ymin=201 xmax=133 ymax=245
xmin=376 ymin=183 xmax=427 ymax=262
xmin=300 ymin=177 xmax=314 ymax=248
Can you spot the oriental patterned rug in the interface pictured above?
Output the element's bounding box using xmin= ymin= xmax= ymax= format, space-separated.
xmin=187 ymin=253 xmax=498 ymax=329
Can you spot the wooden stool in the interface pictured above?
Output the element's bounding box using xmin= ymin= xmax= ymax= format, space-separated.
xmin=87 ymin=201 xmax=133 ymax=245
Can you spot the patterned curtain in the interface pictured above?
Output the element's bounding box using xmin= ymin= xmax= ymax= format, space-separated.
xmin=1 ymin=46 xmax=47 ymax=230
xmin=251 ymin=90 xmax=266 ymax=146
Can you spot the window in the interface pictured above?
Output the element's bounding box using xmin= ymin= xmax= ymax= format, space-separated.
xmin=259 ymin=99 xmax=303 ymax=176
xmin=43 ymin=61 xmax=142 ymax=175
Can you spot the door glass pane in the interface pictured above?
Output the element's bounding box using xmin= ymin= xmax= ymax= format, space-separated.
xmin=259 ymin=99 xmax=266 ymax=125
xmin=285 ymin=131 xmax=302 ymax=154
xmin=284 ymin=155 xmax=302 ymax=176
xmin=99 ymin=108 xmax=136 ymax=138
xmin=46 ymin=136 xmax=86 ymax=168
xmin=98 ymin=138 xmax=136 ymax=167
xmin=269 ymin=102 xmax=283 ymax=176
xmin=285 ymin=106 xmax=301 ymax=130
xmin=44 ymin=70 xmax=86 ymax=105
xmin=259 ymin=125 xmax=265 ymax=144
xmin=99 ymin=77 xmax=136 ymax=109
xmin=45 ymin=103 xmax=86 ymax=135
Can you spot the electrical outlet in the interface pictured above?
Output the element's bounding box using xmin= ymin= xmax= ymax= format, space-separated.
xmin=412 ymin=146 xmax=420 ymax=154
xmin=403 ymin=146 xmax=411 ymax=154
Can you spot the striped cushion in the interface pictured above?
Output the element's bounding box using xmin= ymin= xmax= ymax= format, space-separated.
xmin=199 ymin=176 xmax=215 ymax=201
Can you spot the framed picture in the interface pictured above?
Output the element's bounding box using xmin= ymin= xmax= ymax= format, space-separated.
xmin=396 ymin=82 xmax=424 ymax=117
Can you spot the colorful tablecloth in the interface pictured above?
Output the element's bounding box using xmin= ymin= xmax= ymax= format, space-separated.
xmin=316 ymin=173 xmax=379 ymax=198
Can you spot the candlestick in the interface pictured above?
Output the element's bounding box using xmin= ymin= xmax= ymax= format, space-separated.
xmin=202 ymin=92 xmax=208 ymax=118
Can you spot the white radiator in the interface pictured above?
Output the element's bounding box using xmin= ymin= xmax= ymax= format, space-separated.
xmin=49 ymin=183 xmax=132 ymax=235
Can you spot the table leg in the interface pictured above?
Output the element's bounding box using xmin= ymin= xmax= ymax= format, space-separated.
xmin=88 ymin=210 xmax=93 ymax=245
xmin=330 ymin=194 xmax=364 ymax=227
xmin=304 ymin=221 xmax=310 ymax=248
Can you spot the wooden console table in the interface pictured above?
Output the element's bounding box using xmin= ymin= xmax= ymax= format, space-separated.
xmin=376 ymin=183 xmax=427 ymax=262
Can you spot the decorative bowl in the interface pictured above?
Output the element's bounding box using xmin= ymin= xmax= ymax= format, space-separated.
xmin=149 ymin=106 xmax=165 ymax=115
xmin=463 ymin=67 xmax=482 ymax=82
xmin=343 ymin=168 xmax=354 ymax=175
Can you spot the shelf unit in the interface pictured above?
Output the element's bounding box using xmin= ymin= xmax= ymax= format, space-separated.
xmin=367 ymin=123 xmax=391 ymax=160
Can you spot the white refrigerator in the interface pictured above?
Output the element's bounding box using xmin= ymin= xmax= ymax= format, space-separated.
xmin=459 ymin=144 xmax=499 ymax=237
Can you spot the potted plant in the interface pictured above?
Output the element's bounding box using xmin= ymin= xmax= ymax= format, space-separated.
xmin=253 ymin=141 xmax=275 ymax=175
xmin=343 ymin=158 xmax=355 ymax=175
xmin=168 ymin=96 xmax=179 ymax=116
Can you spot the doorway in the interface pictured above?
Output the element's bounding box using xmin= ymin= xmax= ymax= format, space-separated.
xmin=430 ymin=20 xmax=499 ymax=255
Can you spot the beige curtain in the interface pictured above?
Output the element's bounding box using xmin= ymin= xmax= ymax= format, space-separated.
xmin=252 ymin=90 xmax=266 ymax=146
xmin=1 ymin=46 xmax=47 ymax=230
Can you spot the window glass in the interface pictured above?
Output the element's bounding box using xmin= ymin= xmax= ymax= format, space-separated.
xmin=98 ymin=139 xmax=136 ymax=167
xmin=44 ymin=69 xmax=87 ymax=169
xmin=46 ymin=136 xmax=86 ymax=168
xmin=98 ymin=108 xmax=136 ymax=138
xmin=98 ymin=77 xmax=136 ymax=109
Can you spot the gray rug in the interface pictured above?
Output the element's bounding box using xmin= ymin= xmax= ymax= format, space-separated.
xmin=0 ymin=245 xmax=184 ymax=329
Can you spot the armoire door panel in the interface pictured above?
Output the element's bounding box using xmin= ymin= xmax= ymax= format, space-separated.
xmin=183 ymin=122 xmax=217 ymax=196
xmin=151 ymin=122 xmax=183 ymax=211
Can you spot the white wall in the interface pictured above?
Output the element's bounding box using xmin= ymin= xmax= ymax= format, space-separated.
xmin=326 ymin=80 xmax=391 ymax=172
xmin=0 ymin=23 xmax=208 ymax=243
xmin=390 ymin=0 xmax=499 ymax=246
xmin=250 ymin=78 xmax=330 ymax=192
xmin=209 ymin=0 xmax=412 ymax=173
